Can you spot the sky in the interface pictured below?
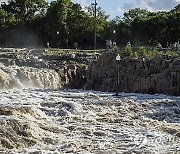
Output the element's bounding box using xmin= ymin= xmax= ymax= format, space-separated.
xmin=71 ymin=0 xmax=180 ymax=19
xmin=0 ymin=0 xmax=179 ymax=19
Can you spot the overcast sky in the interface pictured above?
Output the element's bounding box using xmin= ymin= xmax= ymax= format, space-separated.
xmin=1 ymin=0 xmax=179 ymax=19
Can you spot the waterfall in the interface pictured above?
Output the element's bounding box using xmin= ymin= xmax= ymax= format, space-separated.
xmin=0 ymin=63 xmax=60 ymax=89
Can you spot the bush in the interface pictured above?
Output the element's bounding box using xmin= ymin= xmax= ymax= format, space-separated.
xmin=165 ymin=50 xmax=178 ymax=56
xmin=147 ymin=49 xmax=158 ymax=59
xmin=133 ymin=51 xmax=138 ymax=57
xmin=124 ymin=46 xmax=133 ymax=57
xmin=137 ymin=46 xmax=147 ymax=56
xmin=123 ymin=45 xmax=179 ymax=59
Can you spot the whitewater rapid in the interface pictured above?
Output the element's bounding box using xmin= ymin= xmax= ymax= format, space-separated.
xmin=0 ymin=64 xmax=60 ymax=89
xmin=0 ymin=89 xmax=179 ymax=154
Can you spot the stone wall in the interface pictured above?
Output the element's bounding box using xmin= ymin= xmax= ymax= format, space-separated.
xmin=84 ymin=52 xmax=180 ymax=96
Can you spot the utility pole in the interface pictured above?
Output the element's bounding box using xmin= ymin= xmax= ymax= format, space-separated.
xmin=94 ymin=0 xmax=97 ymax=50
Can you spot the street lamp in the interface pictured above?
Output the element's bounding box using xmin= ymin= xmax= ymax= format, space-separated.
xmin=56 ymin=31 xmax=59 ymax=48
xmin=66 ymin=31 xmax=69 ymax=48
xmin=113 ymin=30 xmax=116 ymax=42
xmin=115 ymin=54 xmax=121 ymax=96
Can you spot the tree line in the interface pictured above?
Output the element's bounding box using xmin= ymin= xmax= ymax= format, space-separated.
xmin=0 ymin=0 xmax=179 ymax=49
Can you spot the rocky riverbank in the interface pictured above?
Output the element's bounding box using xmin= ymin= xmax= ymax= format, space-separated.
xmin=85 ymin=52 xmax=180 ymax=96
xmin=1 ymin=48 xmax=180 ymax=96
xmin=0 ymin=48 xmax=100 ymax=89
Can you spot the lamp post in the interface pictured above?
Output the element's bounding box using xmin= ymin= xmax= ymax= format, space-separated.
xmin=66 ymin=31 xmax=69 ymax=48
xmin=115 ymin=54 xmax=121 ymax=96
xmin=93 ymin=0 xmax=97 ymax=50
xmin=56 ymin=31 xmax=59 ymax=48
xmin=113 ymin=30 xmax=116 ymax=42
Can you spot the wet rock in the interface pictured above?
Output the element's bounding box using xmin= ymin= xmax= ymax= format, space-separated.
xmin=0 ymin=48 xmax=100 ymax=89
xmin=0 ymin=138 xmax=14 ymax=149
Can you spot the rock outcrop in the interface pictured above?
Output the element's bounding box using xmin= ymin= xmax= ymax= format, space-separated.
xmin=0 ymin=48 xmax=99 ymax=89
xmin=85 ymin=52 xmax=180 ymax=96
xmin=1 ymin=48 xmax=180 ymax=96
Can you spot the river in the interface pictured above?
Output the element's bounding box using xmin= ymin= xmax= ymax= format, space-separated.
xmin=0 ymin=88 xmax=179 ymax=154
xmin=0 ymin=49 xmax=179 ymax=153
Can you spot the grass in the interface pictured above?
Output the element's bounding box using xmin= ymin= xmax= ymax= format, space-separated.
xmin=122 ymin=45 xmax=180 ymax=59
xmin=43 ymin=48 xmax=105 ymax=55
xmin=42 ymin=47 xmax=180 ymax=59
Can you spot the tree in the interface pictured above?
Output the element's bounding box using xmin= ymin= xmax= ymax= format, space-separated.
xmin=0 ymin=0 xmax=48 ymax=47
xmin=1 ymin=0 xmax=48 ymax=23
xmin=84 ymin=4 xmax=109 ymax=47
xmin=123 ymin=8 xmax=150 ymax=26
xmin=107 ymin=16 xmax=132 ymax=45
xmin=0 ymin=8 xmax=16 ymax=29
xmin=43 ymin=0 xmax=109 ymax=48
xmin=43 ymin=0 xmax=73 ymax=47
xmin=130 ymin=6 xmax=180 ymax=46
xmin=0 ymin=8 xmax=17 ymax=45
xmin=66 ymin=3 xmax=90 ymax=47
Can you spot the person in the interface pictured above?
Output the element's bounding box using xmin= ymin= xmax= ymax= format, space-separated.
xmin=47 ymin=42 xmax=49 ymax=48
xmin=74 ymin=42 xmax=78 ymax=49
xmin=127 ymin=41 xmax=131 ymax=47
xmin=113 ymin=41 xmax=117 ymax=48
xmin=166 ymin=42 xmax=169 ymax=48
xmin=173 ymin=42 xmax=178 ymax=51
xmin=109 ymin=40 xmax=112 ymax=49
xmin=105 ymin=39 xmax=109 ymax=50
xmin=112 ymin=41 xmax=119 ymax=51
xmin=156 ymin=42 xmax=162 ymax=49
xmin=177 ymin=41 xmax=180 ymax=49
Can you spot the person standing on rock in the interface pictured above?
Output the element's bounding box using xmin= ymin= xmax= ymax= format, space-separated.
xmin=127 ymin=41 xmax=131 ymax=47
xmin=113 ymin=41 xmax=117 ymax=48
xmin=106 ymin=39 xmax=109 ymax=50
xmin=74 ymin=42 xmax=78 ymax=49
xmin=47 ymin=42 xmax=50 ymax=48
xmin=109 ymin=40 xmax=112 ymax=49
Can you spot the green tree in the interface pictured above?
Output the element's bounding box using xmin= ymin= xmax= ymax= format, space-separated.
xmin=66 ymin=3 xmax=91 ymax=47
xmin=44 ymin=0 xmax=73 ymax=47
xmin=84 ymin=4 xmax=109 ymax=47
xmin=108 ymin=16 xmax=131 ymax=45
xmin=0 ymin=8 xmax=17 ymax=45
xmin=131 ymin=6 xmax=180 ymax=46
xmin=1 ymin=0 xmax=48 ymax=23
xmin=43 ymin=0 xmax=108 ymax=48
xmin=0 ymin=0 xmax=48 ymax=47
xmin=121 ymin=8 xmax=150 ymax=45
xmin=0 ymin=8 xmax=16 ymax=29
xmin=123 ymin=8 xmax=150 ymax=26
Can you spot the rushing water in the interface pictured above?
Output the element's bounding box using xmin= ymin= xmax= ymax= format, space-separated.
xmin=0 ymin=88 xmax=179 ymax=154
xmin=0 ymin=48 xmax=179 ymax=153
xmin=0 ymin=64 xmax=60 ymax=89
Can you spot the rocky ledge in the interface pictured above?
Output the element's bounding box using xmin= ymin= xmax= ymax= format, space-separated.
xmin=0 ymin=48 xmax=100 ymax=89
xmin=85 ymin=52 xmax=180 ymax=96
xmin=1 ymin=48 xmax=180 ymax=96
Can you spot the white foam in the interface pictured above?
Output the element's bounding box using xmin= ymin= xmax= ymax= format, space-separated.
xmin=0 ymin=89 xmax=179 ymax=153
